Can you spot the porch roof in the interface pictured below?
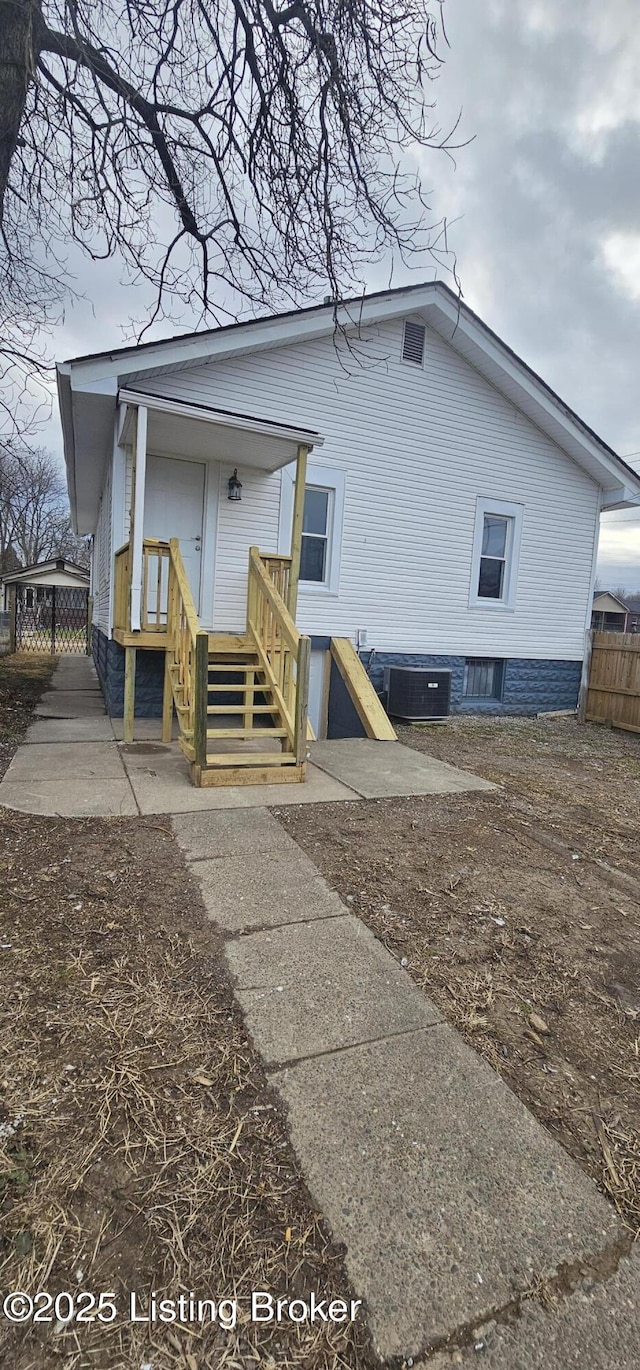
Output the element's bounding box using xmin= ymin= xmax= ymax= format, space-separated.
xmin=59 ymin=373 xmax=323 ymax=532
xmin=119 ymin=389 xmax=323 ymax=472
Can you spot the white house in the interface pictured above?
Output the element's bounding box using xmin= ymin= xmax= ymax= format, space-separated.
xmin=56 ymin=281 xmax=640 ymax=786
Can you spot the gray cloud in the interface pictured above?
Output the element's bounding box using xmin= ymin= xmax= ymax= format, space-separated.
xmin=42 ymin=0 xmax=640 ymax=586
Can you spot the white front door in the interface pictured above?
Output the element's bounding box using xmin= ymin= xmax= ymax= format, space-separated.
xmin=144 ymin=455 xmax=205 ymax=611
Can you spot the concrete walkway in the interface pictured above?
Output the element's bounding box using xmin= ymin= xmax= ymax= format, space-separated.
xmin=3 ymin=659 xmax=637 ymax=1364
xmin=0 ymin=657 xmax=495 ymax=816
xmin=171 ymin=808 xmax=633 ymax=1364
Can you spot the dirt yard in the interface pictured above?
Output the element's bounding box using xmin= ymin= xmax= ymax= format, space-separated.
xmin=278 ymin=716 xmax=640 ymax=1236
xmin=0 ymin=653 xmax=56 ymax=781
xmin=0 ymin=658 xmax=375 ymax=1370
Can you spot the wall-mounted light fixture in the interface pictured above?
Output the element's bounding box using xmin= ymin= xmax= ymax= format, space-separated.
xmin=227 ymin=468 xmax=242 ymax=501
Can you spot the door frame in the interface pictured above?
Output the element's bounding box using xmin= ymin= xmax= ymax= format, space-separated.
xmin=145 ymin=451 xmax=219 ymax=625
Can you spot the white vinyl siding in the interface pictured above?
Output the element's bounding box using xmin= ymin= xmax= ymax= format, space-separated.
xmin=116 ymin=316 xmax=600 ymax=659
xmin=213 ymin=464 xmax=281 ymax=631
xmin=92 ymin=459 xmax=112 ymax=633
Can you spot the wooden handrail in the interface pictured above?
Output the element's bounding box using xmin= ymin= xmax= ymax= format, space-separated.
xmin=168 ymin=538 xmax=200 ymax=640
xmin=248 ymin=548 xmax=300 ymax=654
xmin=246 ymin=546 xmax=310 ymax=754
xmin=162 ymin=538 xmax=207 ymax=764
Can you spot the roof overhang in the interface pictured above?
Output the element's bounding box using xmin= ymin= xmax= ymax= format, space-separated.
xmin=57 ymin=280 xmax=640 ymax=532
xmin=119 ymin=389 xmax=322 ymax=473
xmin=2 ymin=560 xmax=89 ymax=586
xmin=56 ymin=368 xmax=323 ymax=535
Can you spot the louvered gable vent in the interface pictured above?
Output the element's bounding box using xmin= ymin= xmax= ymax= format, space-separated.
xmin=402 ymin=319 xmax=426 ymax=365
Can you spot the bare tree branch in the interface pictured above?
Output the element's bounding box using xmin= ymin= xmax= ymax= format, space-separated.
xmin=0 ymin=0 xmax=460 ymax=439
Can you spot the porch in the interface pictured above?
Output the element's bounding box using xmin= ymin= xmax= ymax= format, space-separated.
xmin=96 ymin=391 xmax=396 ymax=787
xmin=106 ymin=392 xmax=321 ymax=787
xmin=113 ymin=537 xmax=313 ymax=786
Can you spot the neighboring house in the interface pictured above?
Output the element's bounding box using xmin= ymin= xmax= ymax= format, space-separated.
xmin=1 ymin=558 xmax=89 ymax=613
xmin=623 ymin=594 xmax=640 ymax=633
xmin=591 ymin=591 xmax=632 ymax=633
xmin=2 ymin=559 xmax=90 ymax=653
xmin=56 ymin=281 xmax=640 ymax=786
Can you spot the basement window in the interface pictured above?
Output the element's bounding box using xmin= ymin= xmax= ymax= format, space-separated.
xmin=402 ymin=319 xmax=426 ymax=366
xmin=463 ymin=659 xmax=505 ymax=700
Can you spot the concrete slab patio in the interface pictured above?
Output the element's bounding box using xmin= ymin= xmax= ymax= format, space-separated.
xmin=119 ymin=741 xmax=360 ymax=812
xmin=310 ymin=737 xmax=495 ymax=797
xmin=2 ymin=658 xmax=498 ymax=815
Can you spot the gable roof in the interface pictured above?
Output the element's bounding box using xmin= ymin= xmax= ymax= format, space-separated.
xmin=1 ymin=558 xmax=89 ymax=585
xmin=592 ymin=590 xmax=630 ymax=611
xmin=57 ymin=280 xmax=640 ymax=531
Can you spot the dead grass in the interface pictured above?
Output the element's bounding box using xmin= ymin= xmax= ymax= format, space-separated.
xmin=278 ymin=716 xmax=640 ymax=1239
xmin=0 ymin=812 xmax=375 ymax=1369
xmin=0 ymin=663 xmax=374 ymax=1370
xmin=0 ymin=653 xmax=57 ymax=780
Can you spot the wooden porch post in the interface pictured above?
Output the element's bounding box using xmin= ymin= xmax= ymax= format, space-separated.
xmin=123 ymin=646 xmax=136 ymax=744
xmin=129 ymin=405 xmax=148 ymax=633
xmin=287 ymin=443 xmax=308 ymax=620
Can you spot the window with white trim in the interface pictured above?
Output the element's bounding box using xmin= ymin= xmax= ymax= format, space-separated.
xmin=279 ymin=462 xmax=345 ymax=594
xmin=470 ymin=497 xmax=523 ymax=610
xmin=300 ymin=486 xmax=332 ymax=583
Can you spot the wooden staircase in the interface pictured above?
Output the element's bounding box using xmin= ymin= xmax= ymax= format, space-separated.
xmin=201 ymin=636 xmax=303 ymax=783
xmin=163 ymin=543 xmax=310 ymax=787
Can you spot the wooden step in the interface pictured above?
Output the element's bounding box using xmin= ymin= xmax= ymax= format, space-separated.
xmin=193 ymin=762 xmax=305 ymax=788
xmin=207 ymin=661 xmax=260 ymax=673
xmin=207 ymin=704 xmax=278 ymax=714
xmin=206 ymin=727 xmax=288 ymax=740
xmin=207 ymin=634 xmax=252 ymax=652
xmin=207 ymin=682 xmax=272 ymax=694
xmin=204 ymin=751 xmax=297 ymax=767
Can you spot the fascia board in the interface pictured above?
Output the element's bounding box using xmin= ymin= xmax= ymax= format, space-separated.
xmin=118 ymin=387 xmax=324 ymax=448
xmin=64 ymin=286 xmax=441 ymax=387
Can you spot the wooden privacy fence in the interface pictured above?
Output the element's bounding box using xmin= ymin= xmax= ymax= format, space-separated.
xmin=582 ymin=631 xmax=640 ymax=734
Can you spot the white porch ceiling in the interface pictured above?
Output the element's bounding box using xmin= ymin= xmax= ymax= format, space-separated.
xmin=119 ymin=390 xmax=322 ymax=473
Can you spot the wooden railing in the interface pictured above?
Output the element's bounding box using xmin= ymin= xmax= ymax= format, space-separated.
xmin=141 ymin=538 xmax=170 ymax=631
xmin=163 ymin=538 xmax=208 ymax=765
xmin=261 ymin=553 xmax=292 ymax=610
xmin=113 ymin=538 xmax=170 ymax=635
xmin=247 ymin=546 xmax=310 ymax=763
xmin=113 ymin=542 xmax=131 ymax=633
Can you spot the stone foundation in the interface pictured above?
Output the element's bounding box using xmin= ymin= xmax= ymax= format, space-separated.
xmin=92 ymin=627 xmax=165 ymax=717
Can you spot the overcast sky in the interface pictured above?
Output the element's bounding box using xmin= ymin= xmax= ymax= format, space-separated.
xmin=44 ymin=0 xmax=640 ymax=589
